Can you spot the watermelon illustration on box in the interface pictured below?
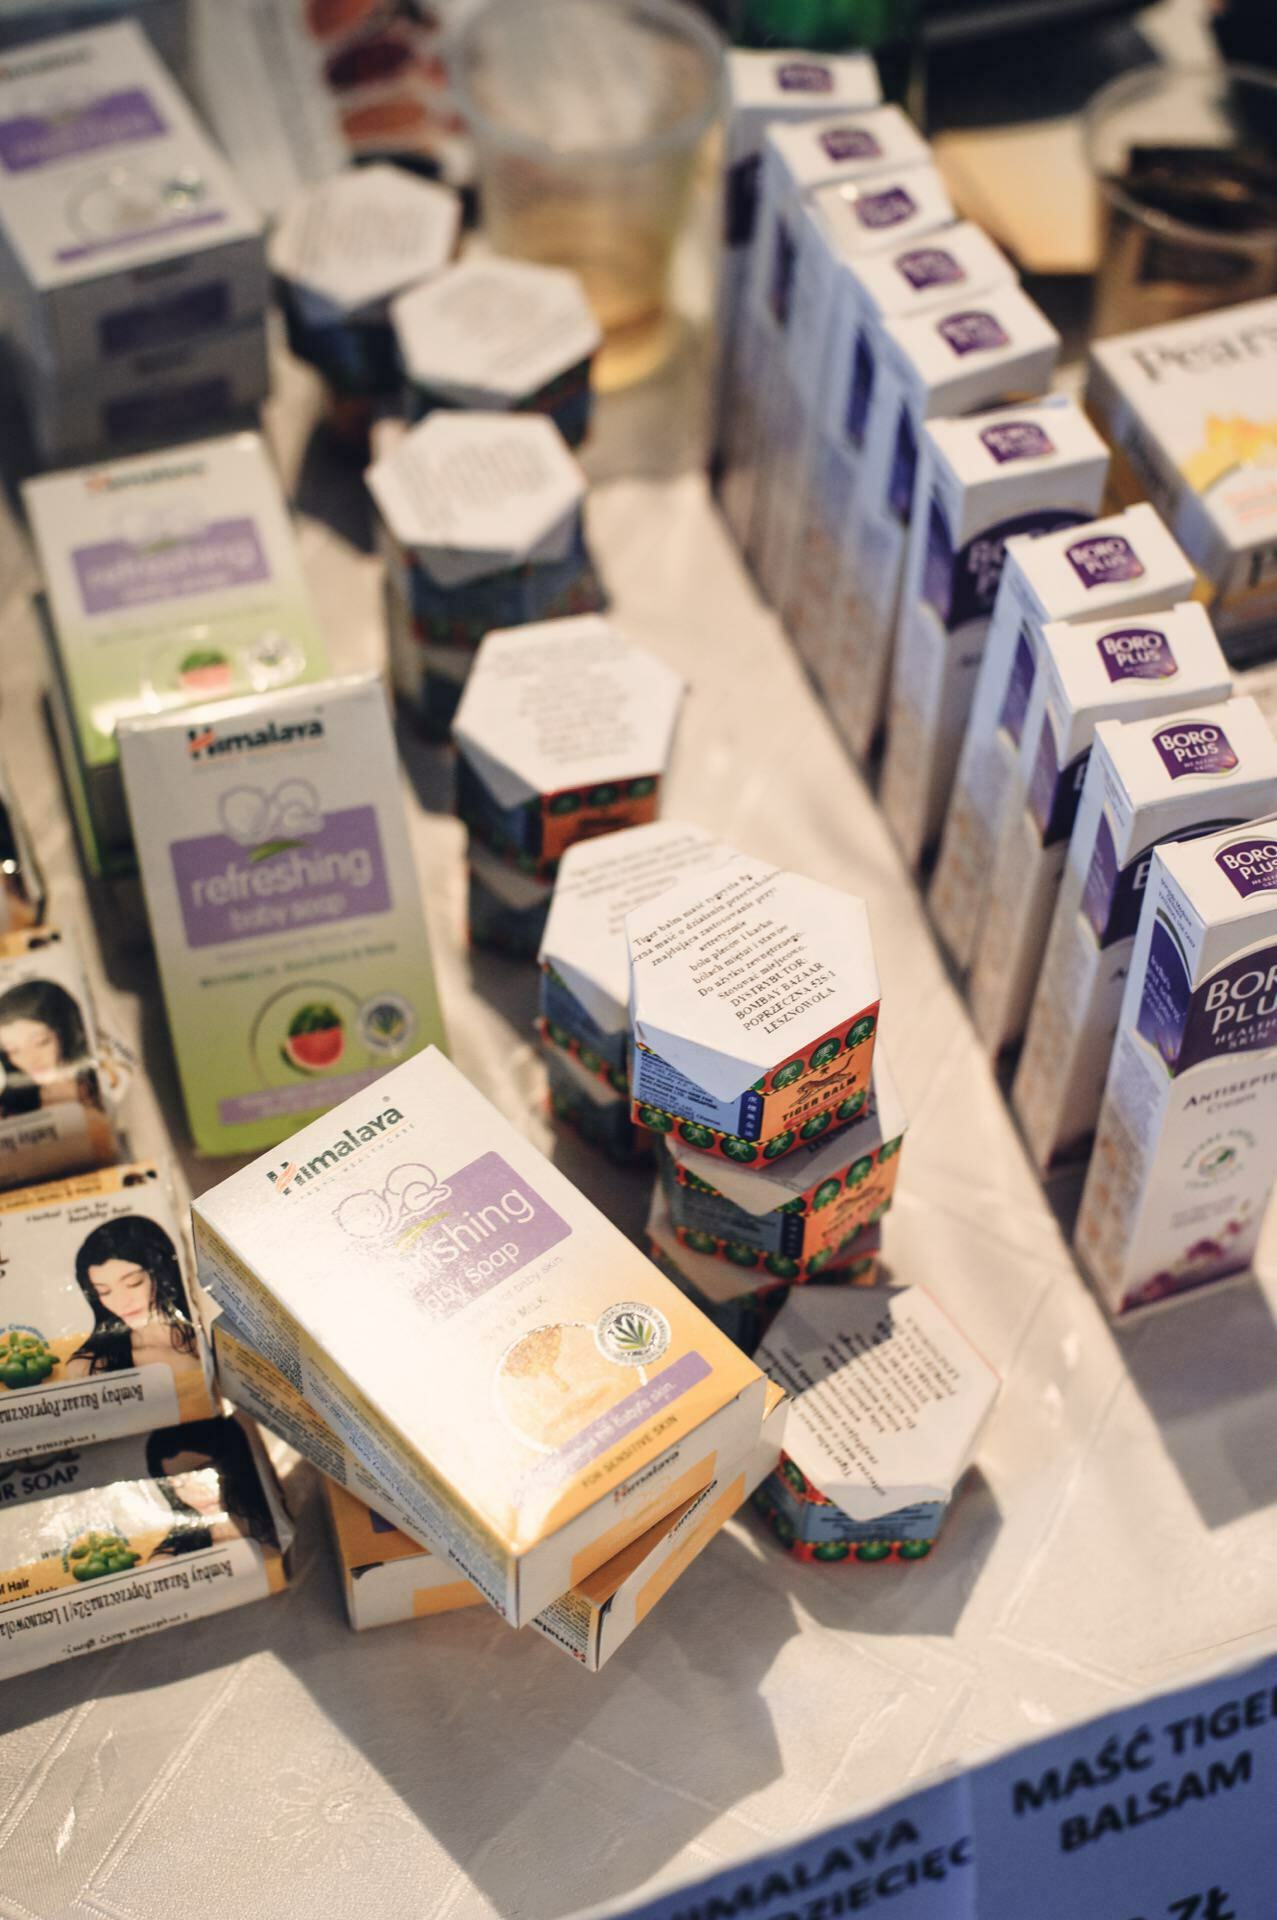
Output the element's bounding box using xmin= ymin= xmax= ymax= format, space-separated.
xmin=118 ymin=675 xmax=446 ymax=1157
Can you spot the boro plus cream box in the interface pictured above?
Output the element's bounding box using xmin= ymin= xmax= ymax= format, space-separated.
xmin=324 ymin=1477 xmax=483 ymax=1630
xmin=453 ymin=616 xmax=684 ymax=884
xmin=836 ymin=282 xmax=1061 ymax=764
xmin=662 ymin=1051 xmax=905 ymax=1281
xmin=783 ymin=222 xmax=1014 ymax=682
xmin=1088 ymin=297 xmax=1277 ymax=665
xmin=969 ymin=602 xmax=1232 ymax=1057
xmin=711 ymin=49 xmax=881 ymax=466
xmin=750 ymin=161 xmax=956 ymax=611
xmin=627 ymin=854 xmax=880 ymax=1164
xmin=0 ymin=928 xmax=119 ymax=1190
xmin=930 ymin=503 xmax=1198 ymax=973
xmin=393 ymin=258 xmax=601 ymax=451
xmin=0 ymin=1162 xmax=216 ymax=1462
xmin=270 ymin=165 xmax=460 ymax=401
xmin=26 ymin=431 xmax=328 ymax=879
xmin=191 ymin=1046 xmax=768 ymax=1626
xmin=752 ymin=1285 xmax=998 ymax=1564
xmin=718 ymin=103 xmax=930 ymax=555
xmin=1014 ymin=696 xmax=1277 ymax=1173
xmin=879 ymin=398 xmax=1110 ymax=869
xmin=1076 ymin=818 xmax=1277 ymax=1315
xmin=118 ymin=674 xmax=447 ymax=1157
xmin=0 ymin=21 xmax=267 ymax=377
xmin=539 ymin=822 xmax=729 ymax=1080
xmin=0 ymin=1412 xmax=290 ymax=1680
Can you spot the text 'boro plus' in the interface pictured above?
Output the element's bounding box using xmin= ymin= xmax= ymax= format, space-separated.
xmin=627 ymin=854 xmax=881 ymax=1163
xmin=968 ymin=601 xmax=1232 ymax=1058
xmin=1013 ymin=696 xmax=1277 ymax=1174
xmin=191 ymin=1048 xmax=768 ymax=1627
xmin=879 ymin=395 xmax=1110 ymax=870
xmin=1076 ymin=818 xmax=1277 ymax=1316
xmin=452 ymin=615 xmax=685 ymax=884
xmin=929 ymin=502 xmax=1198 ymax=973
xmin=118 ymin=673 xmax=447 ymax=1157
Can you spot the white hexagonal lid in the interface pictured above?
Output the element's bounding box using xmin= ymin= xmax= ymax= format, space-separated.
xmin=268 ymin=165 xmax=460 ymax=326
xmin=627 ymin=856 xmax=880 ymax=1105
xmin=756 ymin=1287 xmax=998 ymax=1519
xmin=453 ymin=617 xmax=685 ymax=810
xmin=392 ymin=257 xmax=601 ymax=406
xmin=665 ymin=1048 xmax=906 ymax=1217
xmin=365 ymin=412 xmax=586 ymax=588
xmin=540 ymin=822 xmax=734 ymax=1038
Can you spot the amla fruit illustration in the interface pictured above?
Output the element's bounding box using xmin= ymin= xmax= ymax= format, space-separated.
xmin=64 ymin=1530 xmax=141 ymax=1580
xmin=0 ymin=1329 xmax=55 ymax=1388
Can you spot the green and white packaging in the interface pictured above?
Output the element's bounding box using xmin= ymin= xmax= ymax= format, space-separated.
xmin=118 ymin=674 xmax=446 ymax=1157
xmin=25 ymin=431 xmax=328 ymax=878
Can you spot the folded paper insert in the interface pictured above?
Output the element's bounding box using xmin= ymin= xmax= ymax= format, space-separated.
xmin=192 ymin=1047 xmax=767 ymax=1627
xmin=628 ymin=855 xmax=881 ymax=1163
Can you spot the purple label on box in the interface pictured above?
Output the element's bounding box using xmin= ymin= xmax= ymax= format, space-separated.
xmin=999 ymin=625 xmax=1036 ymax=747
xmin=1066 ymin=534 xmax=1146 ymax=589
xmin=886 ymin=404 xmax=919 ymax=525
xmin=1216 ymin=834 xmax=1277 ymax=897
xmin=979 ymin=420 xmax=1055 ymax=465
xmin=1097 ymin=626 xmax=1178 ymax=682
xmin=853 ymin=185 xmax=916 ymax=231
xmin=769 ymin=216 xmax=796 ymax=329
xmin=74 ymin=517 xmax=269 ymax=615
xmin=520 ymin=1351 xmax=711 ymax=1489
xmin=776 ymin=61 xmax=834 ymax=91
xmin=895 ymin=246 xmax=964 ymax=292
xmin=1081 ymin=813 xmax=1124 ymax=945
xmin=170 ymin=806 xmax=390 ymax=948
xmin=1140 ymin=921 xmax=1277 ymax=1073
xmin=219 ymin=1065 xmax=388 ymax=1128
xmin=845 ymin=328 xmax=874 ymax=446
xmin=0 ymin=87 xmax=165 ymax=173
xmin=1027 ymin=725 xmax=1089 ymax=849
xmin=819 ymin=126 xmax=882 ymax=162
xmin=937 ymin=310 xmax=1009 ymax=357
xmin=399 ymin=1150 xmax=571 ymax=1321
xmin=924 ymin=507 xmax=1085 ymax=633
xmin=1154 ymin=720 xmax=1239 ymax=779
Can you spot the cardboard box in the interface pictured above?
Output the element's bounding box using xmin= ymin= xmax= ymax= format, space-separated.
xmin=382 ymin=577 xmax=472 ymax=744
xmin=0 ymin=754 xmax=45 ymax=935
xmin=627 ymin=853 xmax=880 ymax=1163
xmin=834 ymin=282 xmax=1061 ymax=765
xmin=783 ymin=221 xmax=1016 ymax=681
xmin=969 ymin=602 xmax=1233 ymax=1056
xmin=751 ymin=1285 xmax=998 ymax=1563
xmin=1075 ymin=815 xmax=1277 ymax=1315
xmin=544 ymin=1042 xmax=649 ymax=1168
xmin=453 ymin=615 xmax=684 ymax=883
xmin=393 ymin=257 xmax=600 ymax=450
xmin=711 ymin=49 xmax=881 ymax=465
xmin=0 ymin=1411 xmax=290 ymax=1680
xmin=191 ymin=1046 xmax=768 ymax=1626
xmin=270 ymin=164 xmax=459 ymax=396
xmin=750 ymin=162 xmax=957 ymax=611
xmin=0 ymin=1161 xmax=216 ymax=1460
xmin=0 ymin=21 xmax=266 ymax=378
xmin=0 ymin=928 xmax=119 ymax=1189
xmin=661 ymin=1050 xmax=904 ymax=1281
xmin=1014 ymin=696 xmax=1277 ymax=1172
xmin=467 ymin=846 xmax=553 ymax=961
xmin=323 ymin=1476 xmax=484 ymax=1629
xmin=1088 ymin=297 xmax=1277 ymax=665
xmin=718 ymin=103 xmax=931 ymax=556
xmin=538 ymin=821 xmax=729 ymax=1076
xmin=25 ymin=431 xmax=328 ymax=877
xmin=929 ymin=503 xmax=1198 ymax=973
xmin=118 ymin=674 xmax=447 ymax=1156
xmin=647 ymin=1183 xmax=880 ymax=1314
xmin=879 ymin=397 xmax=1110 ymax=868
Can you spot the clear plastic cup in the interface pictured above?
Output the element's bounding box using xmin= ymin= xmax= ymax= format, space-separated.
xmin=450 ymin=0 xmax=724 ymax=391
xmin=1085 ymin=62 xmax=1277 ymax=341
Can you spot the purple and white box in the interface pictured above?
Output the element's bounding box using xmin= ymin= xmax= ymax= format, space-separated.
xmin=967 ymin=601 xmax=1232 ymax=1057
xmin=879 ymin=396 xmax=1109 ymax=870
xmin=1014 ymin=695 xmax=1277 ymax=1173
xmin=1075 ymin=812 xmax=1277 ymax=1316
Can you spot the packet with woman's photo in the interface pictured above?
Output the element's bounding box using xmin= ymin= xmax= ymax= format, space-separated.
xmin=0 ymin=1162 xmax=217 ymax=1463
xmin=0 ymin=929 xmax=120 ymax=1189
xmin=0 ymin=1412 xmax=291 ymax=1680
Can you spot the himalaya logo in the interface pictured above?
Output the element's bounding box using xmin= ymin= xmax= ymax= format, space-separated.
xmin=85 ymin=460 xmax=204 ymax=494
xmin=187 ymin=718 xmax=324 ymax=760
xmin=266 ymin=1106 xmax=404 ymax=1193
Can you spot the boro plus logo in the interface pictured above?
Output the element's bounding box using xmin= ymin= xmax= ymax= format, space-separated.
xmin=776 ymin=61 xmax=833 ymax=91
xmin=1216 ymin=835 xmax=1277 ymax=898
xmin=979 ymin=421 xmax=1055 ymax=465
xmin=936 ymin=311 xmax=1009 ymax=357
xmin=1066 ymin=534 xmax=1145 ymax=589
xmin=1096 ymin=626 xmax=1178 ymax=683
xmin=853 ymin=185 xmax=916 ymax=231
xmin=819 ymin=126 xmax=882 ymax=163
xmin=895 ymin=247 xmax=963 ymax=293
xmin=1154 ymin=721 xmax=1239 ymax=780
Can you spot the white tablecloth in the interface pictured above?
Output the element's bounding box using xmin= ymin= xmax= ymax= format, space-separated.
xmin=2 ymin=313 xmax=1277 ymax=1920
